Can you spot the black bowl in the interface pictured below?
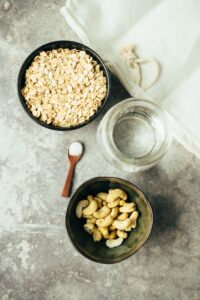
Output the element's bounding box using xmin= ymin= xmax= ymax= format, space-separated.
xmin=66 ymin=177 xmax=153 ymax=264
xmin=17 ymin=41 xmax=110 ymax=131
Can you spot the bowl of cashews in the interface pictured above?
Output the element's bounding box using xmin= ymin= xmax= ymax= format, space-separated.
xmin=66 ymin=177 xmax=153 ymax=263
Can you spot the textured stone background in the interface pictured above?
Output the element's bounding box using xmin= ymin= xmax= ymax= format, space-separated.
xmin=0 ymin=1 xmax=200 ymax=299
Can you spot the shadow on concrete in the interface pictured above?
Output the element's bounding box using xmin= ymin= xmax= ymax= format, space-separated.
xmin=150 ymin=195 xmax=179 ymax=240
xmin=127 ymin=164 xmax=181 ymax=247
xmin=104 ymin=72 xmax=130 ymax=112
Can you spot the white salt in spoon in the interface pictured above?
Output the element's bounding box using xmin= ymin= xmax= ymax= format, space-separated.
xmin=61 ymin=142 xmax=83 ymax=198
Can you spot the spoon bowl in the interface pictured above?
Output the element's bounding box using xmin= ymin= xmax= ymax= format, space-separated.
xmin=61 ymin=142 xmax=83 ymax=197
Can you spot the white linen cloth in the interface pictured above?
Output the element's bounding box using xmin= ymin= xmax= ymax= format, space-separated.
xmin=61 ymin=0 xmax=200 ymax=158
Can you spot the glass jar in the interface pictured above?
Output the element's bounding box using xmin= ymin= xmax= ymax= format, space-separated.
xmin=97 ymin=98 xmax=172 ymax=172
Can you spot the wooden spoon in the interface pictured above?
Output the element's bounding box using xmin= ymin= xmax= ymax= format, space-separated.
xmin=61 ymin=142 xmax=83 ymax=198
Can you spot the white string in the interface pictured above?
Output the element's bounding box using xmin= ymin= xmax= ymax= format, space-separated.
xmin=119 ymin=44 xmax=160 ymax=91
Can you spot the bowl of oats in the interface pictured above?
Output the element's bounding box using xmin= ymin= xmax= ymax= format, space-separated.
xmin=18 ymin=41 xmax=110 ymax=130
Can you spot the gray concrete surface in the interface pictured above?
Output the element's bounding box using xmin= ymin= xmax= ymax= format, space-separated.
xmin=0 ymin=1 xmax=200 ymax=299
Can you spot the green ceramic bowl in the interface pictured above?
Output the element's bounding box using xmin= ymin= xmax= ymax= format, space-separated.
xmin=66 ymin=177 xmax=153 ymax=264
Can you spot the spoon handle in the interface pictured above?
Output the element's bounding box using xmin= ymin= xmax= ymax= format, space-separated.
xmin=61 ymin=161 xmax=75 ymax=198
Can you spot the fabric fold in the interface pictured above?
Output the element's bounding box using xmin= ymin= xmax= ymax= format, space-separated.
xmin=61 ymin=0 xmax=200 ymax=158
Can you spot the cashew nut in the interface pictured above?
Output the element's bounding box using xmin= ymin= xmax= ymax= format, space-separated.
xmin=99 ymin=227 xmax=109 ymax=239
xmin=86 ymin=217 xmax=97 ymax=224
xmin=83 ymin=223 xmax=94 ymax=234
xmin=87 ymin=195 xmax=94 ymax=201
xmin=130 ymin=211 xmax=139 ymax=228
xmin=93 ymin=227 xmax=102 ymax=241
xmin=102 ymin=200 xmax=107 ymax=206
xmin=113 ymin=218 xmax=132 ymax=230
xmin=82 ymin=200 xmax=98 ymax=216
xmin=109 ymin=224 xmax=116 ymax=231
xmin=110 ymin=207 xmax=119 ymax=219
xmin=125 ymin=226 xmax=132 ymax=232
xmin=108 ymin=198 xmax=120 ymax=208
xmin=94 ymin=196 xmax=103 ymax=208
xmin=109 ymin=230 xmax=117 ymax=239
xmin=119 ymin=203 xmax=135 ymax=213
xmin=106 ymin=237 xmax=123 ymax=248
xmin=119 ymin=200 xmax=126 ymax=206
xmin=130 ymin=210 xmax=139 ymax=220
xmin=75 ymin=200 xmax=89 ymax=218
xmin=117 ymin=230 xmax=128 ymax=239
xmin=107 ymin=189 xmax=127 ymax=203
xmin=93 ymin=206 xmax=111 ymax=219
xmin=82 ymin=213 xmax=93 ymax=219
xmin=96 ymin=215 xmax=113 ymax=228
xmin=117 ymin=213 xmax=128 ymax=221
xmin=96 ymin=192 xmax=108 ymax=201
